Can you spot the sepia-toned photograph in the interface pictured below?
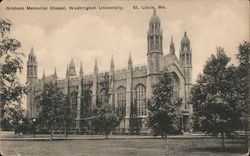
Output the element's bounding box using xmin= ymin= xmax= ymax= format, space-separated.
xmin=0 ymin=0 xmax=249 ymax=155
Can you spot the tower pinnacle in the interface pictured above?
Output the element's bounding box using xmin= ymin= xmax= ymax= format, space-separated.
xmin=110 ymin=55 xmax=114 ymax=68
xmin=94 ymin=57 xmax=98 ymax=73
xmin=128 ymin=51 xmax=132 ymax=65
xmin=79 ymin=61 xmax=83 ymax=76
xmin=54 ymin=67 xmax=57 ymax=77
xmin=68 ymin=58 xmax=76 ymax=77
xmin=170 ymin=36 xmax=175 ymax=54
xmin=43 ymin=69 xmax=45 ymax=79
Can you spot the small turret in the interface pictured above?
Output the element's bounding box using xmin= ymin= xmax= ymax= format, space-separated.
xmin=170 ymin=36 xmax=175 ymax=54
xmin=27 ymin=47 xmax=38 ymax=79
xmin=79 ymin=61 xmax=83 ymax=77
xmin=94 ymin=57 xmax=98 ymax=74
xmin=42 ymin=69 xmax=46 ymax=79
xmin=110 ymin=55 xmax=114 ymax=69
xmin=66 ymin=65 xmax=69 ymax=79
xmin=180 ymin=32 xmax=192 ymax=66
xmin=148 ymin=9 xmax=162 ymax=53
xmin=68 ymin=58 xmax=76 ymax=77
xmin=54 ymin=67 xmax=57 ymax=78
xmin=181 ymin=31 xmax=190 ymax=51
xmin=128 ymin=51 xmax=132 ymax=68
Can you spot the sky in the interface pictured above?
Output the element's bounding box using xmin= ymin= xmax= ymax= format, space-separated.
xmin=0 ymin=0 xmax=249 ymax=84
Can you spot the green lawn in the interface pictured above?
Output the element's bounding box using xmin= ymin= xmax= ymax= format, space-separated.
xmin=1 ymin=137 xmax=247 ymax=156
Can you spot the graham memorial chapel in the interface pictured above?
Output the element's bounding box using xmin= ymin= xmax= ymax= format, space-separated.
xmin=27 ymin=10 xmax=193 ymax=133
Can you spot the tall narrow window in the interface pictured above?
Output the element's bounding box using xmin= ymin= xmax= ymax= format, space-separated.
xmin=172 ymin=73 xmax=180 ymax=99
xmin=150 ymin=36 xmax=154 ymax=51
xmin=135 ymin=84 xmax=146 ymax=116
xmin=98 ymin=89 xmax=107 ymax=106
xmin=82 ymin=90 xmax=92 ymax=117
xmin=70 ymin=92 xmax=78 ymax=118
xmin=155 ymin=36 xmax=159 ymax=50
xmin=116 ymin=86 xmax=126 ymax=119
xmin=35 ymin=96 xmax=41 ymax=116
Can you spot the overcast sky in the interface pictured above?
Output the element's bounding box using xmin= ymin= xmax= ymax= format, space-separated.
xmin=1 ymin=0 xmax=249 ymax=84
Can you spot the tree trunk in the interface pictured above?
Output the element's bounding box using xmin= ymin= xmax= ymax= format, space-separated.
xmin=245 ymin=129 xmax=248 ymax=151
xmin=64 ymin=121 xmax=68 ymax=137
xmin=221 ymin=132 xmax=225 ymax=149
xmin=165 ymin=135 xmax=169 ymax=156
xmin=50 ymin=124 xmax=54 ymax=141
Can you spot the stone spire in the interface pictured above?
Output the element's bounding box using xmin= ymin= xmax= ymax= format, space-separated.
xmin=170 ymin=36 xmax=175 ymax=54
xmin=68 ymin=58 xmax=76 ymax=77
xmin=109 ymin=55 xmax=115 ymax=107
xmin=125 ymin=51 xmax=133 ymax=132
xmin=42 ymin=69 xmax=45 ymax=79
xmin=92 ymin=57 xmax=98 ymax=108
xmin=94 ymin=57 xmax=98 ymax=74
xmin=54 ymin=67 xmax=57 ymax=77
xmin=27 ymin=47 xmax=38 ymax=79
xmin=149 ymin=8 xmax=160 ymax=25
xmin=66 ymin=64 xmax=69 ymax=78
xmin=110 ymin=55 xmax=114 ymax=68
xmin=79 ymin=61 xmax=83 ymax=76
xmin=128 ymin=51 xmax=132 ymax=66
xmin=110 ymin=55 xmax=114 ymax=77
xmin=181 ymin=31 xmax=190 ymax=51
xmin=28 ymin=47 xmax=36 ymax=61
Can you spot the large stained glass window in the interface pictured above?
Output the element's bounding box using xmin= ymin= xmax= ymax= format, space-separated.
xmin=116 ymin=86 xmax=126 ymax=119
xmin=135 ymin=84 xmax=146 ymax=116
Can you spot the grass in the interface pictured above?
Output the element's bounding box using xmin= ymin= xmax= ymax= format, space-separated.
xmin=1 ymin=137 xmax=247 ymax=156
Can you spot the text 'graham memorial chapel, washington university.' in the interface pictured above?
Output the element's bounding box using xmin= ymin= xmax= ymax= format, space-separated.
xmin=27 ymin=10 xmax=193 ymax=133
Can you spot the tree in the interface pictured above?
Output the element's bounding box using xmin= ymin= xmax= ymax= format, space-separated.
xmin=129 ymin=117 xmax=142 ymax=135
xmin=2 ymin=104 xmax=25 ymax=131
xmin=147 ymin=72 xmax=181 ymax=138
xmin=116 ymin=104 xmax=125 ymax=121
xmin=91 ymin=104 xmax=119 ymax=138
xmin=129 ymin=100 xmax=142 ymax=134
xmin=0 ymin=19 xmax=26 ymax=130
xmin=39 ymin=82 xmax=65 ymax=141
xmin=236 ymin=41 xmax=249 ymax=151
xmin=236 ymin=41 xmax=250 ymax=130
xmin=60 ymin=94 xmax=73 ymax=137
xmin=191 ymin=47 xmax=247 ymax=148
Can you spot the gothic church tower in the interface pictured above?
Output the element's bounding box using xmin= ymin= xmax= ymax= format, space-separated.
xmin=146 ymin=10 xmax=163 ymax=99
xmin=180 ymin=32 xmax=192 ymax=104
xmin=27 ymin=47 xmax=38 ymax=118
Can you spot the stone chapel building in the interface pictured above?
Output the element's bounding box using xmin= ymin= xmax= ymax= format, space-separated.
xmin=26 ymin=10 xmax=193 ymax=133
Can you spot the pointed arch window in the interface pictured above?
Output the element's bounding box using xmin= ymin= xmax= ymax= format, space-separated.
xmin=150 ymin=36 xmax=154 ymax=50
xmin=172 ymin=73 xmax=180 ymax=99
xmin=70 ymin=91 xmax=78 ymax=118
xmin=82 ymin=90 xmax=92 ymax=117
xmin=98 ymin=89 xmax=107 ymax=106
xmin=116 ymin=86 xmax=126 ymax=119
xmin=155 ymin=36 xmax=159 ymax=50
xmin=30 ymin=67 xmax=33 ymax=75
xmin=35 ymin=95 xmax=41 ymax=116
xmin=135 ymin=84 xmax=146 ymax=116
